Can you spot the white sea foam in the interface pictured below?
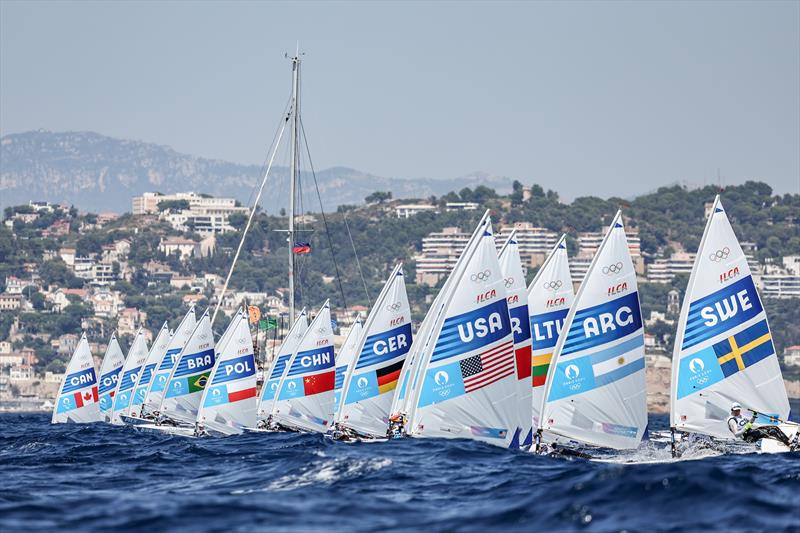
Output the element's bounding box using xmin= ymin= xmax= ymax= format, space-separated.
xmin=232 ymin=457 xmax=392 ymax=494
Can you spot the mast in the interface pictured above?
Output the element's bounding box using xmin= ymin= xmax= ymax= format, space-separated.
xmin=288 ymin=51 xmax=301 ymax=328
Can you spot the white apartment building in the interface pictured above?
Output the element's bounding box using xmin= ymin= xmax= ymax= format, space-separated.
xmin=647 ymin=252 xmax=696 ymax=283
xmin=133 ymin=192 xmax=248 ymax=234
xmin=445 ymin=202 xmax=480 ymax=211
xmin=395 ymin=203 xmax=438 ymax=219
xmin=496 ymin=223 xmax=559 ymax=268
xmin=414 ymin=227 xmax=471 ymax=285
xmin=754 ymin=255 xmax=800 ymax=299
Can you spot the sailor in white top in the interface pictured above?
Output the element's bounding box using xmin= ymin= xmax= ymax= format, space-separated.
xmin=727 ymin=403 xmax=790 ymax=446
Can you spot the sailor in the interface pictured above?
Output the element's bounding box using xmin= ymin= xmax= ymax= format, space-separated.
xmin=727 ymin=403 xmax=790 ymax=446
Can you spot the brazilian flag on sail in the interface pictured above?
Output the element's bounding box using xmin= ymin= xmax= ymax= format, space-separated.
xmin=189 ymin=372 xmax=211 ymax=393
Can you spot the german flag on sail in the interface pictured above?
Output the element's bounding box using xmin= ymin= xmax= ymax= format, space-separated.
xmin=532 ymin=353 xmax=552 ymax=387
xmin=376 ymin=360 xmax=404 ymax=394
xmin=712 ymin=319 xmax=774 ymax=378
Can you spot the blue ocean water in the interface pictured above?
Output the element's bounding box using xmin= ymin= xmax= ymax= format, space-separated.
xmin=0 ymin=413 xmax=798 ymax=532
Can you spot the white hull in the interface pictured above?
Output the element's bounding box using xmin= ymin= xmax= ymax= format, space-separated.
xmin=132 ymin=423 xmax=196 ymax=437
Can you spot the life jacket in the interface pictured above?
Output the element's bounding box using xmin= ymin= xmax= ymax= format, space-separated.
xmin=727 ymin=414 xmax=747 ymax=435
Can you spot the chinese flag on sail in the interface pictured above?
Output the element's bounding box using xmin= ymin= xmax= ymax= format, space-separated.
xmin=303 ymin=371 xmax=335 ymax=396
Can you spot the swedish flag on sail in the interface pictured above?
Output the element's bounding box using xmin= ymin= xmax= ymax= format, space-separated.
xmin=712 ymin=319 xmax=774 ymax=377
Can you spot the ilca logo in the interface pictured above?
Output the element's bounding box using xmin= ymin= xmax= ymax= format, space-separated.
xmin=470 ymin=269 xmax=491 ymax=283
xmin=602 ymin=262 xmax=623 ymax=276
xmin=543 ymin=280 xmax=563 ymax=291
xmin=709 ymin=247 xmax=730 ymax=263
xmin=357 ymin=377 xmax=368 ymax=389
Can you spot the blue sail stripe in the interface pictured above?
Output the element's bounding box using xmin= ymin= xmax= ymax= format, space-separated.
xmin=594 ymin=357 xmax=645 ymax=387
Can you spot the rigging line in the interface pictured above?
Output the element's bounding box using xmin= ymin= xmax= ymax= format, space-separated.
xmin=211 ymin=113 xmax=290 ymax=326
xmin=299 ymin=117 xmax=349 ymax=316
xmin=342 ymin=211 xmax=371 ymax=306
xmin=244 ymin=95 xmax=293 ymax=213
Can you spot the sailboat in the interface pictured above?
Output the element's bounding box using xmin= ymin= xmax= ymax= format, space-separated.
xmin=52 ymin=333 xmax=99 ymax=424
xmin=255 ymin=308 xmax=309 ymax=427
xmin=535 ymin=211 xmax=647 ymax=453
xmin=669 ymin=196 xmax=796 ymax=454
xmin=333 ymin=317 xmax=363 ymax=418
xmin=497 ymin=232 xmax=533 ymax=449
xmin=389 ymin=212 xmax=493 ymax=427
xmin=271 ymin=300 xmax=336 ymax=433
xmin=196 ymin=310 xmax=258 ymax=435
xmin=110 ymin=328 xmax=150 ymax=425
xmin=95 ymin=332 xmax=125 ymax=423
xmin=157 ymin=310 xmax=216 ymax=426
xmin=403 ymin=213 xmax=518 ymax=447
xmin=140 ymin=306 xmax=197 ymax=418
xmin=334 ymin=264 xmax=412 ymax=439
xmin=124 ymin=322 xmax=171 ymax=420
xmin=527 ymin=235 xmax=575 ymax=434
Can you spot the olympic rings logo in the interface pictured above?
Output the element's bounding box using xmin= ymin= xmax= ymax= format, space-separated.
xmin=602 ymin=262 xmax=623 ymax=275
xmin=709 ymin=247 xmax=730 ymax=262
xmin=386 ymin=302 xmax=402 ymax=312
xmin=542 ymin=280 xmax=562 ymax=291
xmin=470 ymin=269 xmax=491 ymax=283
xmin=503 ymin=277 xmax=514 ymax=288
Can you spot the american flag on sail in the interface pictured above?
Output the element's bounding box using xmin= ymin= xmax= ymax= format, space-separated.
xmin=459 ymin=340 xmax=515 ymax=393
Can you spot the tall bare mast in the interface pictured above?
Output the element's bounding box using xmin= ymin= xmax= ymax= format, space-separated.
xmin=288 ymin=52 xmax=301 ymax=328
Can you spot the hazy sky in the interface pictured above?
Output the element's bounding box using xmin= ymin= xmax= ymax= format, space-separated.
xmin=1 ymin=1 xmax=798 ymax=199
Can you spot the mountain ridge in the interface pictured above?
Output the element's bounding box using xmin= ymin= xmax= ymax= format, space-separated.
xmin=0 ymin=130 xmax=515 ymax=213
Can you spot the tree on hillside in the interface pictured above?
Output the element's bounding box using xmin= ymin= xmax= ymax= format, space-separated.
xmin=365 ymin=191 xmax=392 ymax=204
xmin=157 ymin=200 xmax=191 ymax=212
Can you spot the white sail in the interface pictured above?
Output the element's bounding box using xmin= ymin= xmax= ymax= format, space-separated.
xmin=52 ymin=333 xmax=99 ymax=424
xmin=390 ymin=284 xmax=445 ymax=418
xmin=539 ymin=212 xmax=646 ymax=450
xmin=126 ymin=322 xmax=170 ymax=418
xmin=338 ymin=264 xmax=413 ymax=437
xmin=498 ymin=231 xmax=533 ymax=448
xmin=159 ymin=311 xmax=216 ymax=425
xmin=272 ymin=301 xmax=336 ymax=432
xmin=257 ymin=308 xmax=309 ymax=421
xmin=142 ymin=306 xmax=196 ymax=416
xmin=110 ymin=329 xmax=150 ymax=425
xmin=96 ymin=333 xmax=125 ymax=422
xmin=527 ymin=235 xmax=575 ymax=431
xmin=333 ymin=318 xmax=363 ymax=418
xmin=407 ymin=215 xmax=518 ymax=447
xmin=393 ymin=211 xmax=493 ymax=417
xmin=197 ymin=311 xmax=257 ymax=434
xmin=670 ymin=196 xmax=789 ymax=439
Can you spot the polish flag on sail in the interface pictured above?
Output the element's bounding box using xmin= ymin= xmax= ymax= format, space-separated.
xmin=74 ymin=387 xmax=99 ymax=407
